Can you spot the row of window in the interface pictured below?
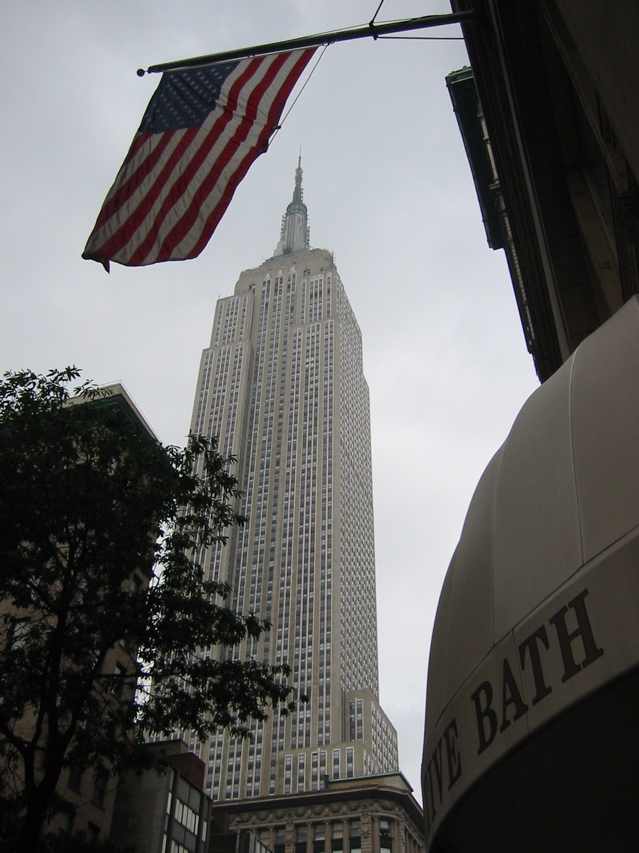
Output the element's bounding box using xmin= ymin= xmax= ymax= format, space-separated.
xmin=269 ymin=817 xmax=392 ymax=853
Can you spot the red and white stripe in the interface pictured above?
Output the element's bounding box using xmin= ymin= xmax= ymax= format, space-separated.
xmin=83 ymin=48 xmax=316 ymax=269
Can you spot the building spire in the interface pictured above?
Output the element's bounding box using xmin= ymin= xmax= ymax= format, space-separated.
xmin=292 ymin=151 xmax=303 ymax=204
xmin=274 ymin=154 xmax=310 ymax=256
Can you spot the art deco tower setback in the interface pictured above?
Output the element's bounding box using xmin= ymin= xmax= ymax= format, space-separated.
xmin=189 ymin=160 xmax=398 ymax=801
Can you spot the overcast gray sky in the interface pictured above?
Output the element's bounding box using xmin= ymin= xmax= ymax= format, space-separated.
xmin=1 ymin=1 xmax=540 ymax=801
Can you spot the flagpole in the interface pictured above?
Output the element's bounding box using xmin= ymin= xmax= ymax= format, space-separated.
xmin=137 ymin=10 xmax=476 ymax=76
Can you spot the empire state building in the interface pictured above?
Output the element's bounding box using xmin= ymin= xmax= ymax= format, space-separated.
xmin=189 ymin=159 xmax=399 ymax=801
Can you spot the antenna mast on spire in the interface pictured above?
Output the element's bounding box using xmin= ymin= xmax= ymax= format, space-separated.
xmin=274 ymin=156 xmax=310 ymax=256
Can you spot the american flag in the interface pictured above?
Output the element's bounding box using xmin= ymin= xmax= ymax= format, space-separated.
xmin=83 ymin=48 xmax=316 ymax=270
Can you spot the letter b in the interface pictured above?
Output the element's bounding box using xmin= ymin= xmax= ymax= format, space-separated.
xmin=471 ymin=681 xmax=498 ymax=754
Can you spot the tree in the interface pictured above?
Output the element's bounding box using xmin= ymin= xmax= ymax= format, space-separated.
xmin=0 ymin=368 xmax=295 ymax=852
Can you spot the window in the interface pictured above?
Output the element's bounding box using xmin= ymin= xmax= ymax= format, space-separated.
xmin=67 ymin=766 xmax=83 ymax=793
xmin=92 ymin=767 xmax=109 ymax=809
xmin=380 ymin=820 xmax=392 ymax=853
xmin=332 ymin=749 xmax=340 ymax=780
xmin=113 ymin=661 xmax=127 ymax=699
xmin=296 ymin=825 xmax=307 ymax=853
xmin=58 ymin=809 xmax=74 ymax=834
xmin=275 ymin=826 xmax=286 ymax=853
xmin=9 ymin=617 xmax=29 ymax=650
xmin=349 ymin=820 xmax=361 ymax=853
xmin=313 ymin=824 xmax=326 ymax=853
xmin=86 ymin=823 xmax=99 ymax=842
xmin=174 ymin=797 xmax=199 ymax=834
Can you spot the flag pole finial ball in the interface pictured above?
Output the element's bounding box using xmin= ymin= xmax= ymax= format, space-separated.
xmin=137 ymin=68 xmax=146 ymax=77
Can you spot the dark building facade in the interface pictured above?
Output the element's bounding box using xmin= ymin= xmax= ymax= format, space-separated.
xmin=110 ymin=741 xmax=212 ymax=853
xmin=448 ymin=0 xmax=639 ymax=382
xmin=0 ymin=383 xmax=157 ymax=846
xmin=422 ymin=3 xmax=639 ymax=850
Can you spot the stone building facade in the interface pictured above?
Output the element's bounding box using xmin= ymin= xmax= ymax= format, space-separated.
xmin=209 ymin=773 xmax=424 ymax=853
xmin=180 ymin=160 xmax=399 ymax=801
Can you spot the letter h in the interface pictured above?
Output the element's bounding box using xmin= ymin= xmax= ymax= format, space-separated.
xmin=548 ymin=588 xmax=604 ymax=683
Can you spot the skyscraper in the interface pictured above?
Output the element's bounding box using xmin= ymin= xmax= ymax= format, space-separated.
xmin=189 ymin=160 xmax=398 ymax=802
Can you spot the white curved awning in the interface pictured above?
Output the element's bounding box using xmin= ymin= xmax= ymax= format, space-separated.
xmin=422 ymin=296 xmax=639 ymax=846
